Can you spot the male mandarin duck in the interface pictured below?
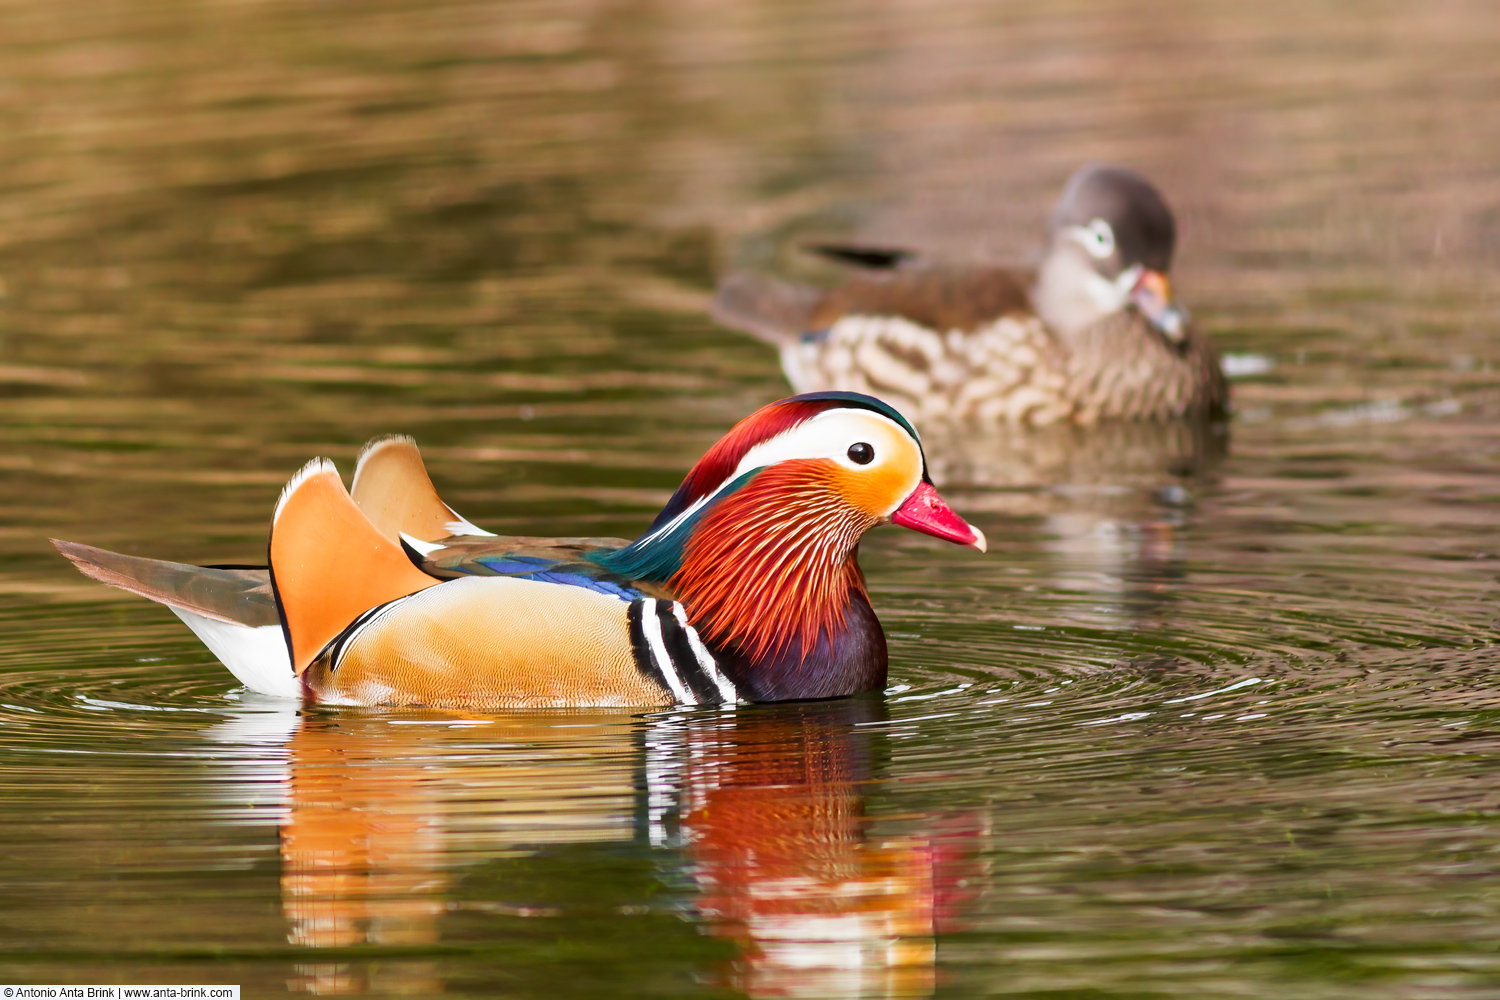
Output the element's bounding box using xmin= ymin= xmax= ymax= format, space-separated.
xmin=54 ymin=391 xmax=984 ymax=710
xmin=713 ymin=164 xmax=1228 ymax=427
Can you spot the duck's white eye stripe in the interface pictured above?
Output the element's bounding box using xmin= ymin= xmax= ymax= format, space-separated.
xmin=1075 ymin=218 xmax=1116 ymax=259
xmin=729 ymin=408 xmax=912 ymax=480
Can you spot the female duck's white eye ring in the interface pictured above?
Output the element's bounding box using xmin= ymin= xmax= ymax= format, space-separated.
xmin=1073 ymin=218 xmax=1116 ymax=260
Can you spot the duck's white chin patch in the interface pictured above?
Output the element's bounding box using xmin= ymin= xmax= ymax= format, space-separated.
xmin=1083 ymin=263 xmax=1142 ymax=314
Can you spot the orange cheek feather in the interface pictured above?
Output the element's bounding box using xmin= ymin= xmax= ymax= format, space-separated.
xmin=829 ymin=458 xmax=918 ymax=521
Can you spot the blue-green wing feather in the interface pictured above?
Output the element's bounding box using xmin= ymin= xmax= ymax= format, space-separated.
xmin=414 ymin=535 xmax=662 ymax=601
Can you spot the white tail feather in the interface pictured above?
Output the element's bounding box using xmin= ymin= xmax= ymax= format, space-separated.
xmin=169 ymin=608 xmax=300 ymax=699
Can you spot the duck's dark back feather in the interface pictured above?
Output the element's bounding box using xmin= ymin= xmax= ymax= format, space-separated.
xmin=715 ymin=267 xmax=1034 ymax=344
xmin=801 ymin=242 xmax=918 ymax=271
xmin=413 ymin=534 xmax=676 ymax=600
xmin=808 ymin=267 xmax=1034 ymax=333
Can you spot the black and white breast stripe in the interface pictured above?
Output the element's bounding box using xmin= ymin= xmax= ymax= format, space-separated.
xmin=314 ymin=595 xmax=408 ymax=672
xmin=627 ymin=599 xmax=741 ymax=706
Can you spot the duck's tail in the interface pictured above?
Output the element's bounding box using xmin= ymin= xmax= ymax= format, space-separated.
xmin=56 ymin=438 xmax=467 ymax=695
xmin=52 ymin=539 xmax=298 ymax=697
xmin=710 ymin=272 xmax=823 ymax=347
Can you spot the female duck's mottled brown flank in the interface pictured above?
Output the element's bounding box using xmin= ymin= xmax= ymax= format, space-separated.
xmin=713 ymin=164 xmax=1228 ymax=428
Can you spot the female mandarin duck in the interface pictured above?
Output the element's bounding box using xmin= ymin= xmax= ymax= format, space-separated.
xmin=713 ymin=164 xmax=1228 ymax=427
xmin=54 ymin=392 xmax=984 ymax=710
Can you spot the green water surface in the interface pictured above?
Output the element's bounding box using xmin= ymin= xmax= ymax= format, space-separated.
xmin=0 ymin=1 xmax=1498 ymax=997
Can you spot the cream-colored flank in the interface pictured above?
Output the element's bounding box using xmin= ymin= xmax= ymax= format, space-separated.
xmin=304 ymin=576 xmax=670 ymax=710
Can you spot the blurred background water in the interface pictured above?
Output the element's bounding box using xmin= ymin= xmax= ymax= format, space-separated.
xmin=0 ymin=0 xmax=1498 ymax=996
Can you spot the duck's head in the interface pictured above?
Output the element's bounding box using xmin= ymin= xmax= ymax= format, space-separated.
xmin=649 ymin=390 xmax=984 ymax=554
xmin=1033 ymin=163 xmax=1188 ymax=343
xmin=598 ymin=391 xmax=982 ymax=689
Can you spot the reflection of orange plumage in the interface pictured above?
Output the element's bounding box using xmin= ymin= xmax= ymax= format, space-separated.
xmin=278 ymin=713 xmax=639 ymax=957
xmin=264 ymin=700 xmax=971 ymax=998
xmin=681 ymin=704 xmax=938 ymax=997
xmin=280 ymin=718 xmax=448 ymax=996
xmin=280 ymin=723 xmax=446 ymax=952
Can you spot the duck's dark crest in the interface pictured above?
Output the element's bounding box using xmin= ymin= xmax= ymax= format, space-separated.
xmin=1053 ymin=163 xmax=1176 ymax=273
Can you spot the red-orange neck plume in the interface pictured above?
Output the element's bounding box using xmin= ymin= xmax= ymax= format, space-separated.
xmin=670 ymin=460 xmax=885 ymax=700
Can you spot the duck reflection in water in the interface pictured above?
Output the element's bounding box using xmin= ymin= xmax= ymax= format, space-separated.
xmin=277 ymin=708 xmax=641 ymax=994
xmin=658 ymin=699 xmax=973 ymax=998
xmin=924 ymin=418 xmax=1226 ymax=630
xmin=249 ymin=697 xmax=975 ymax=998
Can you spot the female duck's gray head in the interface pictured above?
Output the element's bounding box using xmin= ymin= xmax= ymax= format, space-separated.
xmin=1033 ymin=164 xmax=1189 ymax=344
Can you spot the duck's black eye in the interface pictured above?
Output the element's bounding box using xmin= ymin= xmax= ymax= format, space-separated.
xmin=847 ymin=442 xmax=874 ymax=465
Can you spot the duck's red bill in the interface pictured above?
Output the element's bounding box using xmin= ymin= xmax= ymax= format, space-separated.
xmin=891 ymin=482 xmax=987 ymax=552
